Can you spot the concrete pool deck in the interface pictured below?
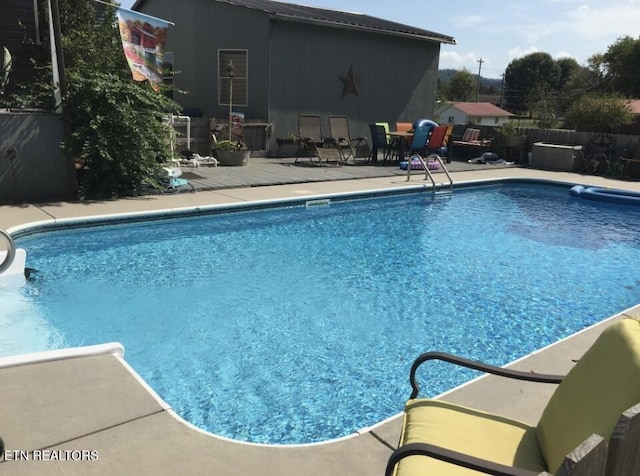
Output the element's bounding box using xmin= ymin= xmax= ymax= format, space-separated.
xmin=1 ymin=166 xmax=640 ymax=475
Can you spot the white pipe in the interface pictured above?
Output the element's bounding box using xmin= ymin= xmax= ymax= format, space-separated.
xmin=170 ymin=114 xmax=191 ymax=150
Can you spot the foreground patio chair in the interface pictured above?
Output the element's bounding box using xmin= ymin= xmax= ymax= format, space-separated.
xmin=386 ymin=318 xmax=640 ymax=476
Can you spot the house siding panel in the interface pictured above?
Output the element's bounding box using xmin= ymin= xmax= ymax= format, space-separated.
xmin=138 ymin=0 xmax=271 ymax=120
xmin=268 ymin=20 xmax=439 ymax=141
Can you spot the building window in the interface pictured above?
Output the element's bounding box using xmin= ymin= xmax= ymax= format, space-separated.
xmin=494 ymin=117 xmax=499 ymax=125
xmin=218 ymin=50 xmax=247 ymax=106
xmin=447 ymin=116 xmax=454 ymax=123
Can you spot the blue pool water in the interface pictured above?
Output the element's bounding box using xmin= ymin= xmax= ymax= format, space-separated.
xmin=3 ymin=183 xmax=640 ymax=444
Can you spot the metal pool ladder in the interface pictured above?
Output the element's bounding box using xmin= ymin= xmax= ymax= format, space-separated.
xmin=0 ymin=229 xmax=17 ymax=275
xmin=406 ymin=153 xmax=453 ymax=196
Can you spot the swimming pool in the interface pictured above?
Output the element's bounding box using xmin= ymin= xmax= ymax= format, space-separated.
xmin=3 ymin=182 xmax=640 ymax=444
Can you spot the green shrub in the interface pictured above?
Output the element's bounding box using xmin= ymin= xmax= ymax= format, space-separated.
xmin=65 ymin=72 xmax=179 ymax=199
xmin=563 ymin=93 xmax=633 ymax=131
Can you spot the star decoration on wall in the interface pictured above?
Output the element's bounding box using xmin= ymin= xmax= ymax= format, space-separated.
xmin=339 ymin=65 xmax=360 ymax=97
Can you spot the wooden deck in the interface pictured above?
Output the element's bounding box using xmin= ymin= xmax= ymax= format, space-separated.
xmin=174 ymin=156 xmax=517 ymax=192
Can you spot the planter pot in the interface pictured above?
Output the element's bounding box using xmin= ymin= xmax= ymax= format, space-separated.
xmin=216 ymin=150 xmax=250 ymax=166
xmin=276 ymin=139 xmax=301 ymax=158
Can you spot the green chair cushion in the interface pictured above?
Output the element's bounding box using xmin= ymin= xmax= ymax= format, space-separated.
xmin=537 ymin=318 xmax=640 ymax=474
xmin=395 ymin=399 xmax=547 ymax=476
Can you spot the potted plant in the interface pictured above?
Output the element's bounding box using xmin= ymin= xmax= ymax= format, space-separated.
xmin=276 ymin=133 xmax=300 ymax=157
xmin=493 ymin=122 xmax=526 ymax=148
xmin=214 ymin=139 xmax=250 ymax=166
xmin=492 ymin=121 xmax=528 ymax=164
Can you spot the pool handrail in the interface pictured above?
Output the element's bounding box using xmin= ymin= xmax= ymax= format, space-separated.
xmin=0 ymin=229 xmax=16 ymax=275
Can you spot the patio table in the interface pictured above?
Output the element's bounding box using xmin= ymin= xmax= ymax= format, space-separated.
xmin=387 ymin=131 xmax=413 ymax=161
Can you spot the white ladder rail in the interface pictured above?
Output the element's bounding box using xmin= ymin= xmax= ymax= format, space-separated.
xmin=0 ymin=229 xmax=17 ymax=275
xmin=405 ymin=153 xmax=454 ymax=194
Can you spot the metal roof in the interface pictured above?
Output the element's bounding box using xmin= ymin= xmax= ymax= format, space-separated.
xmin=132 ymin=0 xmax=456 ymax=44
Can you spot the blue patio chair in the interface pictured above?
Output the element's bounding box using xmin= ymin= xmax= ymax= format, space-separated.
xmin=407 ymin=124 xmax=434 ymax=157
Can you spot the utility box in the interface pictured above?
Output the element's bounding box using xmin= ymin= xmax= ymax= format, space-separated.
xmin=531 ymin=142 xmax=583 ymax=172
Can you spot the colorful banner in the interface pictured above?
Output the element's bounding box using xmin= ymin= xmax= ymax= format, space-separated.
xmin=116 ymin=8 xmax=170 ymax=89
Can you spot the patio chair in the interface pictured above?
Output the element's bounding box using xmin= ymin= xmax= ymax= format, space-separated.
xmin=376 ymin=122 xmax=392 ymax=142
xmin=369 ymin=124 xmax=397 ymax=162
xmin=295 ymin=114 xmax=324 ymax=164
xmin=402 ymin=125 xmax=452 ymax=178
xmin=328 ymin=115 xmax=369 ymax=163
xmin=386 ymin=317 xmax=640 ymax=476
xmin=407 ymin=124 xmax=434 ymax=157
xmin=394 ymin=122 xmax=414 ymax=154
xmin=451 ymin=127 xmax=491 ymax=158
xmin=424 ymin=125 xmax=450 ymax=156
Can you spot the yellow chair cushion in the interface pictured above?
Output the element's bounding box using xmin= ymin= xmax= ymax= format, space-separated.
xmin=375 ymin=122 xmax=391 ymax=142
xmin=395 ymin=399 xmax=547 ymax=476
xmin=537 ymin=318 xmax=640 ymax=474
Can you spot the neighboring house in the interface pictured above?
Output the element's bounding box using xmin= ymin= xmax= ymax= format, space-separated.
xmin=438 ymin=102 xmax=513 ymax=127
xmin=132 ymin=0 xmax=455 ymax=152
xmin=627 ymin=99 xmax=640 ymax=119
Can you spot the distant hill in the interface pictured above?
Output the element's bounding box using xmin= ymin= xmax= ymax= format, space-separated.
xmin=439 ymin=69 xmax=502 ymax=90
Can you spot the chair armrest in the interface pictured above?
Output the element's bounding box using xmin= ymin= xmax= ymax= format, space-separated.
xmin=409 ymin=351 xmax=564 ymax=399
xmin=385 ymin=442 xmax=547 ymax=476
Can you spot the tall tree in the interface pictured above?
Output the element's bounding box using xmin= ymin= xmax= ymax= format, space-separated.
xmin=503 ymin=52 xmax=561 ymax=113
xmin=600 ymin=35 xmax=640 ymax=97
xmin=447 ymin=68 xmax=476 ymax=101
xmin=555 ymin=57 xmax=581 ymax=91
xmin=555 ymin=58 xmax=593 ymax=113
xmin=526 ymin=84 xmax=558 ymax=128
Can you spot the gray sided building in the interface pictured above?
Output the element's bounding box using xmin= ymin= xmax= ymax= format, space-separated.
xmin=132 ymin=0 xmax=455 ymax=152
xmin=0 ymin=0 xmax=41 ymax=99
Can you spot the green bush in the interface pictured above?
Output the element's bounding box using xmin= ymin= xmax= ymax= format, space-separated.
xmin=12 ymin=0 xmax=182 ymax=199
xmin=65 ymin=72 xmax=179 ymax=199
xmin=563 ymin=93 xmax=633 ymax=131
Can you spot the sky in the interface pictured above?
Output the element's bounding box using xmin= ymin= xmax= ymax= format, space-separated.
xmin=118 ymin=0 xmax=640 ymax=79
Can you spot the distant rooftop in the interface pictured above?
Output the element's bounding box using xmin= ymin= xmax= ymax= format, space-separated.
xmin=627 ymin=99 xmax=640 ymax=115
xmin=132 ymin=0 xmax=456 ymax=44
xmin=451 ymin=102 xmax=513 ymax=117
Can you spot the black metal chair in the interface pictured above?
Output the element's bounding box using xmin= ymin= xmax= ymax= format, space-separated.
xmin=369 ymin=123 xmax=397 ymax=163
